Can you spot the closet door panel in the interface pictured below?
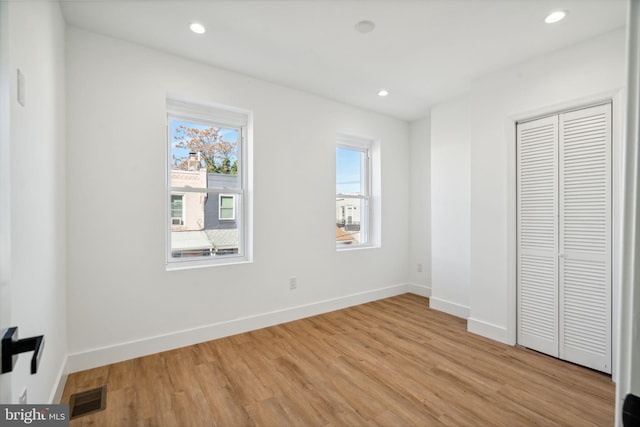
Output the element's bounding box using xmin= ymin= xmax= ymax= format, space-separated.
xmin=559 ymin=103 xmax=611 ymax=373
xmin=517 ymin=115 xmax=559 ymax=357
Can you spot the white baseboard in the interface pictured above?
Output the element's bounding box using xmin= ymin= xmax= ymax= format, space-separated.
xmin=407 ymin=283 xmax=431 ymax=297
xmin=429 ymin=297 xmax=469 ymax=319
xmin=49 ymin=355 xmax=68 ymax=404
xmin=67 ymin=283 xmax=410 ymax=373
xmin=467 ymin=317 xmax=509 ymax=344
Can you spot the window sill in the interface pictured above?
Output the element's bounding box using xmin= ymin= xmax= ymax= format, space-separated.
xmin=336 ymin=243 xmax=379 ymax=252
xmin=166 ymin=257 xmax=251 ymax=271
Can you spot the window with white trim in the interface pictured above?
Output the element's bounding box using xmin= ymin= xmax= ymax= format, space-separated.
xmin=167 ymin=97 xmax=250 ymax=268
xmin=171 ymin=194 xmax=185 ymax=226
xmin=336 ymin=135 xmax=372 ymax=248
xmin=219 ymin=194 xmax=235 ymax=220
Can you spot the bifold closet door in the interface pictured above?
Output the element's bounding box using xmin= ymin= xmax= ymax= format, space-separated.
xmin=517 ymin=115 xmax=559 ymax=357
xmin=559 ymin=104 xmax=611 ymax=373
xmin=517 ymin=103 xmax=611 ymax=374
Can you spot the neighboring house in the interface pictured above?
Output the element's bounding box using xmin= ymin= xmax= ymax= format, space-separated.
xmin=170 ymin=157 xmax=238 ymax=257
xmin=204 ymin=174 xmax=238 ymax=230
xmin=336 ymin=197 xmax=361 ymax=244
xmin=170 ymin=168 xmax=207 ymax=231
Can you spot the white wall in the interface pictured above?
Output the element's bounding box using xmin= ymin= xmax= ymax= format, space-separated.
xmin=629 ymin=0 xmax=640 ymax=404
xmin=1 ymin=1 xmax=67 ymax=403
xmin=65 ymin=27 xmax=411 ymax=371
xmin=429 ymin=29 xmax=627 ymax=345
xmin=0 ymin=0 xmax=12 ymax=405
xmin=467 ymin=28 xmax=626 ymax=343
xmin=408 ymin=117 xmax=431 ymax=295
xmin=430 ymin=96 xmax=471 ymax=318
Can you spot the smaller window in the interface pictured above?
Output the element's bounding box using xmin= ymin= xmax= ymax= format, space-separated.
xmin=171 ymin=194 xmax=185 ymax=226
xmin=336 ymin=136 xmax=372 ymax=248
xmin=219 ymin=194 xmax=235 ymax=220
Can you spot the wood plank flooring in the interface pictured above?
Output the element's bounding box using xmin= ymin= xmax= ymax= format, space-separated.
xmin=61 ymin=294 xmax=615 ymax=426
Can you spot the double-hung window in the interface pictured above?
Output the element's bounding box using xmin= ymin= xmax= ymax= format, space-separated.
xmin=171 ymin=194 xmax=185 ymax=226
xmin=336 ymin=134 xmax=372 ymax=248
xmin=219 ymin=194 xmax=235 ymax=220
xmin=166 ymin=97 xmax=250 ymax=268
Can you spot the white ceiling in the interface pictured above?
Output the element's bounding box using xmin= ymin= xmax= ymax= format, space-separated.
xmin=60 ymin=0 xmax=627 ymax=121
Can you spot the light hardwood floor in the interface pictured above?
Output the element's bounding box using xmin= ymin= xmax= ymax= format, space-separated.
xmin=61 ymin=294 xmax=615 ymax=426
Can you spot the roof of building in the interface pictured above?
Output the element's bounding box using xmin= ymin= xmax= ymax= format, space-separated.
xmin=204 ymin=229 xmax=238 ymax=250
xmin=171 ymin=228 xmax=239 ymax=251
xmin=336 ymin=227 xmax=355 ymax=243
xmin=171 ymin=230 xmax=214 ymax=251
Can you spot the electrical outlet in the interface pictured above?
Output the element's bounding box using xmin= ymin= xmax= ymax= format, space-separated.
xmin=289 ymin=277 xmax=297 ymax=290
xmin=417 ymin=263 xmax=423 ymax=273
xmin=19 ymin=388 xmax=27 ymax=404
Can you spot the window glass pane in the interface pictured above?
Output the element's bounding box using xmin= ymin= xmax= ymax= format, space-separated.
xmin=170 ymin=119 xmax=240 ymax=189
xmin=171 ymin=195 xmax=183 ymax=212
xmin=170 ymin=190 xmax=239 ymax=258
xmin=335 ymin=197 xmax=367 ymax=246
xmin=219 ymin=195 xmax=235 ymax=220
xmin=336 ymin=147 xmax=363 ymax=195
xmin=220 ymin=196 xmax=234 ymax=208
xmin=171 ymin=194 xmax=184 ymax=225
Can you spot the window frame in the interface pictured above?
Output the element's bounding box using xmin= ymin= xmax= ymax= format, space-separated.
xmin=166 ymin=97 xmax=251 ymax=269
xmin=336 ymin=134 xmax=373 ymax=250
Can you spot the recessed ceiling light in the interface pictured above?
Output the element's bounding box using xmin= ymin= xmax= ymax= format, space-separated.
xmin=545 ymin=10 xmax=567 ymax=24
xmin=377 ymin=89 xmax=389 ymax=97
xmin=354 ymin=20 xmax=375 ymax=34
xmin=190 ymin=23 xmax=206 ymax=34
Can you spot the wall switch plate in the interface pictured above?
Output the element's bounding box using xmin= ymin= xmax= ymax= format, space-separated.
xmin=17 ymin=69 xmax=25 ymax=107
xmin=19 ymin=388 xmax=27 ymax=404
xmin=417 ymin=263 xmax=423 ymax=273
xmin=289 ymin=277 xmax=297 ymax=290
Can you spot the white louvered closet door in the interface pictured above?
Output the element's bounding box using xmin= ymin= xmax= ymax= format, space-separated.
xmin=517 ymin=116 xmax=559 ymax=358
xmin=517 ymin=103 xmax=611 ymax=374
xmin=559 ymin=104 xmax=611 ymax=373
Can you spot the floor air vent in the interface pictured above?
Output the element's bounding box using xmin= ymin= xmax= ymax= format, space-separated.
xmin=69 ymin=385 xmax=107 ymax=419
